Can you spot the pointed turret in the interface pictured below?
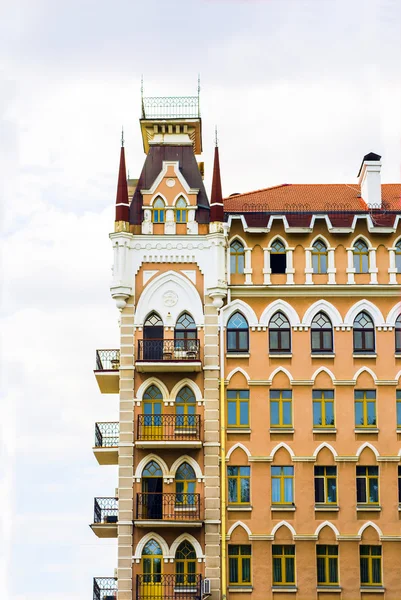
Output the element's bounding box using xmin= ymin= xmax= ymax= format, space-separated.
xmin=115 ymin=132 xmax=130 ymax=231
xmin=210 ymin=139 xmax=224 ymax=222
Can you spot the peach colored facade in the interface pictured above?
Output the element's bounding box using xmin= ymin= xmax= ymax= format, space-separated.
xmin=91 ymin=95 xmax=401 ymax=600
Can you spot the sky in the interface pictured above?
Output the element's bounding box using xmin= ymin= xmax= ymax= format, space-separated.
xmin=1 ymin=0 xmax=401 ymax=598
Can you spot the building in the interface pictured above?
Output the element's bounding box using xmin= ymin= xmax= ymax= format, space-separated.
xmin=91 ymin=91 xmax=401 ymax=600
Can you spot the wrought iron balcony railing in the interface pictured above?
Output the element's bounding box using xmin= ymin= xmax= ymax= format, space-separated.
xmin=137 ymin=339 xmax=200 ymax=362
xmin=95 ymin=349 xmax=120 ymax=371
xmin=95 ymin=422 xmax=119 ymax=447
xmin=93 ymin=497 xmax=118 ymax=524
xmin=137 ymin=415 xmax=201 ymax=441
xmin=142 ymin=96 xmax=200 ymax=119
xmin=93 ymin=577 xmax=117 ymax=600
xmin=136 ymin=573 xmax=202 ymax=600
xmin=136 ymin=493 xmax=201 ymax=521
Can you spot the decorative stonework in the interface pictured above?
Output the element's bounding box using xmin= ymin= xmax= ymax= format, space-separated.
xmin=163 ymin=290 xmax=178 ymax=307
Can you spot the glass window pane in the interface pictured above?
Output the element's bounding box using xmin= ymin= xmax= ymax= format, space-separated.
xmin=362 ymin=254 xmax=369 ymax=273
xmin=229 ymin=558 xmax=238 ymax=583
xmin=270 ymin=390 xmax=281 ymax=399
xmin=227 ymin=332 xmax=236 ymax=350
xmin=282 ymin=390 xmax=292 ymax=399
xmin=241 ymin=479 xmax=250 ymax=503
xmin=325 ymin=403 xmax=335 ymax=426
xmin=228 ymin=402 xmax=237 ymax=426
xmin=242 ymin=558 xmax=251 ymax=583
xmin=240 ymin=402 xmax=249 ymax=425
xmin=273 ymin=557 xmax=282 ymax=583
xmin=283 ymin=467 xmax=293 ymax=475
xmin=281 ymin=331 xmax=290 ymax=350
xmin=397 ymin=401 xmax=401 ymax=426
xmin=322 ymin=330 xmax=332 ymax=350
xmin=367 ymin=402 xmax=376 ymax=425
xmin=237 ymin=256 xmax=244 ymax=274
xmin=315 ymin=477 xmax=324 ymax=503
xmin=327 ymin=479 xmax=337 ymax=503
xmin=283 ymin=402 xmax=292 ymax=426
xmin=228 ymin=479 xmax=238 ymax=503
xmin=313 ymin=402 xmax=322 ymax=426
xmin=270 ymin=331 xmax=278 ymax=350
xmin=320 ymin=254 xmax=327 ymax=273
xmin=369 ymin=478 xmax=379 ymax=503
xmin=311 ymin=331 xmax=320 ymax=350
xmin=317 ymin=557 xmax=325 ymax=583
xmin=312 ymin=254 xmax=319 ymax=273
xmin=372 ymin=558 xmax=381 ymax=584
xmin=329 ymin=558 xmax=338 ymax=583
xmin=357 ymin=477 xmax=366 ymax=503
xmin=360 ymin=557 xmax=369 ymax=583
xmin=284 ymin=478 xmax=293 ymax=503
xmin=365 ymin=331 xmax=374 ymax=350
xmin=271 ymin=402 xmax=279 ymax=426
xmin=272 ymin=479 xmax=281 ymax=503
xmin=239 ymin=391 xmax=250 ymax=399
xmin=239 ymin=331 xmax=248 ymax=350
xmin=354 ymin=331 xmax=363 ymax=350
xmin=285 ymin=557 xmax=295 ymax=583
xmin=355 ymin=402 xmax=363 ymax=426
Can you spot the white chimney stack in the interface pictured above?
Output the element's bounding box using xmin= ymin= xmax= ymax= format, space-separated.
xmin=358 ymin=152 xmax=382 ymax=208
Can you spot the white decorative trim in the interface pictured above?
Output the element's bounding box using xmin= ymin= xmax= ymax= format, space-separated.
xmin=357 ymin=521 xmax=383 ymax=538
xmin=141 ymin=161 xmax=199 ymax=196
xmin=169 ymin=379 xmax=202 ymax=403
xmin=169 ymin=533 xmax=204 ymax=561
xmin=302 ymin=300 xmax=342 ymax=327
xmin=259 ymin=299 xmax=300 ymax=328
xmin=353 ymin=366 xmax=378 ymax=383
xmin=270 ymin=442 xmax=295 ymax=459
xmin=136 ymin=378 xmax=170 ymax=403
xmin=268 ymin=367 xmax=294 ymax=383
xmin=226 ymin=521 xmax=252 ymax=540
xmin=386 ymin=302 xmax=401 ymax=326
xmin=226 ymin=367 xmax=250 ymax=383
xmin=133 ymin=532 xmax=170 ymax=561
xmin=222 ymin=299 xmax=258 ymax=327
xmin=356 ymin=442 xmax=380 ymax=459
xmin=226 ymin=443 xmax=252 ymax=461
xmin=314 ymin=521 xmax=340 ymax=538
xmin=313 ymin=443 xmax=338 ymax=459
xmin=169 ymin=455 xmax=204 ymax=481
xmin=271 ymin=520 xmax=296 ymax=539
xmin=311 ymin=367 xmax=336 ymax=383
xmin=343 ymin=299 xmax=385 ymax=327
xmin=134 ymin=454 xmax=169 ymax=480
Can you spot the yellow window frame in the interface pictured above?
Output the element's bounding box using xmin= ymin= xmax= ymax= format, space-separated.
xmin=227 ymin=466 xmax=250 ymax=505
xmin=354 ymin=391 xmax=376 ymax=428
xmin=270 ymin=390 xmax=292 ymax=429
xmin=313 ymin=390 xmax=335 ymax=428
xmin=353 ymin=241 xmax=369 ymax=273
xmin=271 ymin=466 xmax=294 ymax=505
xmin=230 ymin=241 xmax=245 ymax=274
xmin=357 ymin=466 xmax=379 ymax=505
xmin=315 ymin=466 xmax=337 ymax=504
xmin=227 ymin=390 xmax=249 ymax=428
xmin=360 ymin=546 xmax=382 ymax=586
xmin=316 ymin=545 xmax=338 ymax=586
xmin=312 ymin=243 xmax=328 ymax=274
xmin=272 ymin=545 xmax=295 ymax=585
xmin=228 ymin=545 xmax=252 ymax=586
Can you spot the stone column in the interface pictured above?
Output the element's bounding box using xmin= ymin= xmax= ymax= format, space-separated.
xmin=388 ymin=248 xmax=397 ymax=284
xmin=244 ymin=247 xmax=253 ymax=284
xmin=164 ymin=208 xmax=176 ymax=235
xmin=263 ymin=248 xmax=271 ymax=285
xmin=327 ymin=248 xmax=336 ymax=284
xmin=187 ymin=208 xmax=198 ymax=234
xmin=142 ymin=209 xmax=153 ymax=234
xmin=304 ymin=248 xmax=313 ymax=284
xmin=369 ymin=247 xmax=378 ymax=284
xmin=286 ymin=248 xmax=295 ymax=284
xmin=117 ymin=298 xmax=135 ymax=600
xmin=346 ymin=248 xmax=355 ymax=284
xmin=203 ymin=296 xmax=221 ymax=600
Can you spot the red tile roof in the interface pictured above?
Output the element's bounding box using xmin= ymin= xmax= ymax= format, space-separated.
xmin=224 ymin=184 xmax=401 ymax=213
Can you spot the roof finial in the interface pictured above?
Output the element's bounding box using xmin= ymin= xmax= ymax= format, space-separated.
xmin=121 ymin=126 xmax=124 ymax=147
xmin=215 ymin=125 xmax=218 ymax=147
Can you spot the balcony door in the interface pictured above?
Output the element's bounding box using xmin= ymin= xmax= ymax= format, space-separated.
xmin=141 ymin=539 xmax=163 ymax=599
xmin=143 ymin=385 xmax=163 ymax=439
xmin=174 ymin=312 xmax=197 ymax=355
xmin=142 ymin=461 xmax=163 ymax=519
xmin=176 ymin=386 xmax=196 ymax=431
xmin=143 ymin=312 xmax=163 ymax=360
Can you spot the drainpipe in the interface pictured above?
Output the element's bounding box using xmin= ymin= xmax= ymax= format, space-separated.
xmin=219 ymin=306 xmax=227 ymax=600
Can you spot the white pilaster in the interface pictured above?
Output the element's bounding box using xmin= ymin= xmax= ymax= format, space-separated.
xmin=304 ymin=248 xmax=313 ymax=284
xmin=244 ymin=247 xmax=253 ymax=285
xmin=388 ymin=248 xmax=398 ymax=284
xmin=142 ymin=209 xmax=153 ymax=234
xmin=327 ymin=248 xmax=336 ymax=284
xmin=286 ymin=248 xmax=295 ymax=284
xmin=263 ymin=247 xmax=271 ymax=285
xmin=346 ymin=248 xmax=355 ymax=284
xmin=369 ymin=247 xmax=378 ymax=284
xmin=187 ymin=208 xmax=198 ymax=234
xmin=164 ymin=208 xmax=176 ymax=235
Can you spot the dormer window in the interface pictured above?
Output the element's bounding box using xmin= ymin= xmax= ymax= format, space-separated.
xmin=153 ymin=198 xmax=165 ymax=223
xmin=175 ymin=197 xmax=187 ymax=223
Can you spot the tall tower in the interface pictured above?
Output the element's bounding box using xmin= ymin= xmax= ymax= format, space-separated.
xmin=92 ymin=88 xmax=227 ymax=600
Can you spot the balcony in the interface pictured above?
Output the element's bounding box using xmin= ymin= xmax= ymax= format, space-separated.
xmin=90 ymin=497 xmax=118 ymax=538
xmin=136 ymin=415 xmax=202 ymax=449
xmin=93 ymin=422 xmax=119 ymax=465
xmin=135 ymin=493 xmax=202 ymax=527
xmin=135 ymin=574 xmax=202 ymax=600
xmin=136 ymin=340 xmax=201 ymax=373
xmin=94 ymin=350 xmax=120 ymax=393
xmin=93 ymin=577 xmax=117 ymax=600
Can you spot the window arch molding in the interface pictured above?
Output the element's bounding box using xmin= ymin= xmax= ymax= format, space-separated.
xmin=357 ymin=522 xmax=383 ymax=539
xmin=314 ymin=521 xmax=340 ymax=539
xmin=350 ymin=234 xmax=373 ymax=250
xmin=313 ymin=442 xmax=338 ymax=459
xmin=309 ymin=234 xmax=331 ymax=249
xmin=356 ymin=442 xmax=380 ymax=460
xmin=226 ymin=443 xmax=252 ymax=462
xmin=270 ymin=521 xmax=296 ymax=540
xmin=343 ymin=300 xmax=384 ymax=328
xmin=134 ymin=454 xmax=169 ymax=481
xmin=169 ymin=455 xmax=204 ymax=481
xmin=228 ymin=234 xmax=248 ymax=249
xmin=222 ymin=300 xmax=258 ymax=328
xmin=302 ymin=300 xmax=342 ymax=328
xmin=133 ymin=533 xmax=170 ymax=562
xmin=270 ymin=442 xmax=295 ymax=460
xmin=150 ymin=193 xmax=168 ymax=207
xmin=172 ymin=193 xmax=190 ymax=207
xmin=311 ymin=367 xmax=336 ymax=384
xmin=170 ymin=534 xmax=205 ymax=562
xmin=260 ymin=300 xmax=300 ymax=328
xmin=170 ymin=379 xmax=202 ymax=404
xmin=136 ymin=378 xmax=170 ymax=404
xmin=386 ymin=302 xmax=401 ymax=327
xmin=226 ymin=521 xmax=252 ymax=541
xmin=268 ymin=235 xmax=288 ymax=250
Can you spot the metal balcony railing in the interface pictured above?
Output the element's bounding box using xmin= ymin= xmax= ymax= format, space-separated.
xmin=136 ymin=573 xmax=202 ymax=600
xmin=95 ymin=349 xmax=120 ymax=371
xmin=93 ymin=577 xmax=117 ymax=600
xmin=95 ymin=422 xmax=119 ymax=447
xmin=142 ymin=96 xmax=200 ymax=119
xmin=93 ymin=498 xmax=118 ymax=524
xmin=137 ymin=339 xmax=200 ymax=362
xmin=136 ymin=493 xmax=201 ymax=521
xmin=137 ymin=415 xmax=201 ymax=441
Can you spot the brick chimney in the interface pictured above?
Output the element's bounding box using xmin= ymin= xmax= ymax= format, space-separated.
xmin=358 ymin=152 xmax=382 ymax=209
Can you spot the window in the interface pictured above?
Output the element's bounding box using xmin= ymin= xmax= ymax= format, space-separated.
xmin=360 ymin=546 xmax=382 ymax=586
xmin=142 ymin=539 xmax=162 ymax=584
xmin=396 ymin=316 xmax=401 ymax=353
xmin=271 ymin=466 xmax=294 ymax=504
xmin=153 ymin=197 xmax=165 ymax=223
xmin=230 ymin=241 xmax=245 ymax=274
xmin=228 ymin=466 xmax=250 ymax=505
xmin=313 ymin=390 xmax=335 ymax=428
xmin=272 ymin=545 xmax=295 ymax=586
xmin=314 ymin=466 xmax=337 ymax=504
xmin=227 ymin=312 xmax=249 ymax=353
xmin=397 ymin=391 xmax=401 ymax=428
xmin=317 ymin=545 xmax=339 ymax=586
xmin=312 ymin=240 xmax=328 ymax=274
xmin=175 ymin=541 xmax=196 ymax=587
xmin=227 ymin=390 xmax=249 ymax=428
xmin=270 ymin=390 xmax=292 ymax=428
xmin=354 ymin=390 xmax=376 ymax=428
xmin=176 ymin=386 xmax=196 ymax=429
xmin=353 ymin=312 xmax=375 ymax=353
xmin=175 ymin=312 xmax=197 ymax=351
xmin=175 ymin=197 xmax=187 ymax=223
xmin=353 ymin=239 xmax=369 ymax=273
xmin=175 ymin=462 xmax=196 ymax=505
xmin=398 ymin=466 xmax=401 ymax=504
xmin=270 ymin=239 xmax=287 ymax=274
xmin=228 ymin=545 xmax=251 ymax=586
xmin=395 ymin=241 xmax=401 ymax=273
xmin=269 ymin=312 xmax=291 ymax=353
xmin=311 ymin=312 xmax=333 ymax=353
xmin=356 ymin=466 xmax=379 ymax=505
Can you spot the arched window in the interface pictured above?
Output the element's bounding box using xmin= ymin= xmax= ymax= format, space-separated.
xmin=153 ymin=198 xmax=165 ymax=223
xmin=145 ymin=312 xmax=163 ymax=327
xmin=143 ymin=385 xmax=163 ymax=438
xmin=353 ymin=239 xmax=369 ymax=273
xmin=143 ymin=460 xmax=163 ymax=478
xmin=227 ymin=312 xmax=249 ymax=353
xmin=175 ymin=462 xmax=196 ymax=506
xmin=312 ymin=240 xmax=328 ymax=274
xmin=175 ymin=197 xmax=187 ymax=223
xmin=396 ymin=315 xmax=401 ymax=353
xmin=270 ymin=239 xmax=286 ymax=274
xmin=395 ymin=241 xmax=401 ymax=273
xmin=176 ymin=386 xmax=196 ymax=428
xmin=142 ymin=461 xmax=163 ymax=519
xmin=269 ymin=312 xmax=291 ymax=353
xmin=142 ymin=539 xmax=162 ymax=584
xmin=175 ymin=541 xmax=196 ymax=586
xmin=311 ymin=312 xmax=333 ymax=353
xmin=143 ymin=312 xmax=163 ymax=360
xmin=353 ymin=311 xmax=375 ymax=353
xmin=175 ymin=313 xmax=196 ymax=340
xmin=230 ymin=241 xmax=245 ymax=274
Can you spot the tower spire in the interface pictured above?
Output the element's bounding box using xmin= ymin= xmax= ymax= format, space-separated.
xmin=210 ymin=130 xmax=224 ymax=222
xmin=115 ymin=133 xmax=130 ymax=230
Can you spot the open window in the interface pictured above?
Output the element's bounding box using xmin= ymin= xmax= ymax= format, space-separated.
xmin=270 ymin=240 xmax=286 ymax=274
